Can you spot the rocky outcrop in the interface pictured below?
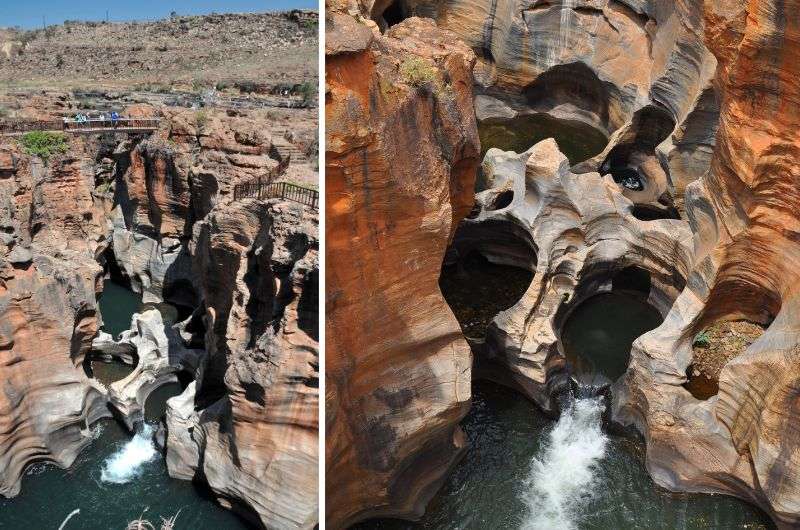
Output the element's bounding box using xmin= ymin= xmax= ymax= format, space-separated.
xmin=613 ymin=1 xmax=800 ymax=527
xmin=92 ymin=309 xmax=203 ymax=430
xmin=331 ymin=1 xmax=800 ymax=528
xmin=325 ymin=14 xmax=479 ymax=528
xmin=352 ymin=0 xmax=720 ymax=213
xmin=165 ymin=199 xmax=319 ymax=529
xmin=0 ymin=144 xmax=108 ymax=498
xmin=452 ymin=139 xmax=692 ymax=410
xmin=110 ymin=106 xmax=280 ymax=304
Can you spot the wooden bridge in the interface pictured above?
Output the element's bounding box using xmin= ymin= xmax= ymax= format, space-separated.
xmin=0 ymin=118 xmax=161 ymax=135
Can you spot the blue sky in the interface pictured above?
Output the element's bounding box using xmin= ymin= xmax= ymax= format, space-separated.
xmin=1 ymin=0 xmax=318 ymax=29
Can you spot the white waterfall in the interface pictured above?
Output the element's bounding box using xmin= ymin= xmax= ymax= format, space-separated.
xmin=99 ymin=424 xmax=157 ymax=484
xmin=522 ymin=396 xmax=608 ymax=530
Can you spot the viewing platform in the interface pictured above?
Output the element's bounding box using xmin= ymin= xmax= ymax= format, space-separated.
xmin=0 ymin=118 xmax=161 ymax=136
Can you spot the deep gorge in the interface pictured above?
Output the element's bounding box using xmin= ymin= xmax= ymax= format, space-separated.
xmin=0 ymin=99 xmax=319 ymax=529
xmin=326 ymin=0 xmax=800 ymax=528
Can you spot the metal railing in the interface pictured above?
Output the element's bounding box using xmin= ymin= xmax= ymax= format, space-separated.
xmin=63 ymin=118 xmax=161 ymax=131
xmin=233 ymin=180 xmax=319 ymax=209
xmin=0 ymin=118 xmax=161 ymax=134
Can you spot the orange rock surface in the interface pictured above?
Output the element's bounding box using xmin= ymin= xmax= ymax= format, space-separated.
xmin=325 ymin=15 xmax=480 ymax=528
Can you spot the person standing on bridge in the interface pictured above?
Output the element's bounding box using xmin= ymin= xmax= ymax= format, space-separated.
xmin=111 ymin=111 xmax=120 ymax=128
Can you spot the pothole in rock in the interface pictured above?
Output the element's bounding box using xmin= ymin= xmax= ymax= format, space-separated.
xmin=559 ymin=268 xmax=663 ymax=386
xmin=611 ymin=167 xmax=645 ymax=191
xmin=632 ymin=204 xmax=681 ymax=221
xmin=372 ymin=0 xmax=410 ymax=31
xmin=685 ymin=320 xmax=766 ymax=400
xmin=440 ymin=252 xmax=534 ymax=340
xmin=561 ymin=292 xmax=662 ymax=386
xmin=85 ymin=353 xmax=138 ymax=386
xmin=144 ymin=374 xmax=191 ymax=424
xmin=440 ymin=220 xmax=537 ymax=340
xmin=487 ymin=189 xmax=514 ymax=211
xmin=99 ymin=278 xmax=143 ymax=338
xmin=478 ymin=113 xmax=609 ymax=165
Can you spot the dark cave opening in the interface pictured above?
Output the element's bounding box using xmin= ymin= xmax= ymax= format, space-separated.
xmin=632 ymin=204 xmax=681 ymax=221
xmin=488 ymin=190 xmax=514 ymax=211
xmin=162 ymin=279 xmax=199 ymax=321
xmin=439 ymin=220 xmax=537 ymax=339
xmin=382 ymin=1 xmax=406 ymax=28
xmin=524 ymin=62 xmax=611 ymax=128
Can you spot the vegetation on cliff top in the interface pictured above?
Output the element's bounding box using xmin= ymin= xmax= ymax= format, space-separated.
xmin=19 ymin=131 xmax=68 ymax=162
xmin=400 ymin=57 xmax=439 ymax=88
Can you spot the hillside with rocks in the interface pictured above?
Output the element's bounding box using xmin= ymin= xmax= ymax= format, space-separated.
xmin=0 ymin=11 xmax=317 ymax=93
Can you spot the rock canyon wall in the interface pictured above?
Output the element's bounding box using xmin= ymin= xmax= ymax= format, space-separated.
xmin=328 ymin=0 xmax=800 ymax=528
xmin=0 ymin=142 xmax=107 ymax=498
xmin=166 ymin=199 xmax=319 ymax=529
xmin=615 ymin=2 xmax=800 ymax=527
xmin=0 ymin=100 xmax=319 ymax=528
xmin=325 ymin=14 xmax=480 ymax=528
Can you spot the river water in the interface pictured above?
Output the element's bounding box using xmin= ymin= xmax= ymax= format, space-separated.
xmin=0 ymin=280 xmax=253 ymax=529
xmin=356 ymin=288 xmax=775 ymax=530
xmin=478 ymin=114 xmax=608 ymax=165
xmin=355 ymin=382 xmax=774 ymax=530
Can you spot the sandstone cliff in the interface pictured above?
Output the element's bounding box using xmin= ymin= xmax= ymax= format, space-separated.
xmin=166 ymin=199 xmax=319 ymax=529
xmin=326 ymin=14 xmax=480 ymax=528
xmin=0 ymin=142 xmax=107 ymax=497
xmin=0 ymin=97 xmax=319 ymax=528
xmin=614 ymin=1 xmax=800 ymax=527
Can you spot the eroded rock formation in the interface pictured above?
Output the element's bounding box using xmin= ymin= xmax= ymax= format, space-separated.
xmin=110 ymin=106 xmax=281 ymax=304
xmin=93 ymin=309 xmax=203 ymax=430
xmin=326 ymin=14 xmax=480 ymax=528
xmin=329 ymin=0 xmax=800 ymax=528
xmin=166 ymin=199 xmax=319 ymax=529
xmin=614 ymin=2 xmax=800 ymax=527
xmin=0 ymin=143 xmax=108 ymax=497
xmin=456 ymin=139 xmax=692 ymax=411
xmin=1 ymin=97 xmax=319 ymax=528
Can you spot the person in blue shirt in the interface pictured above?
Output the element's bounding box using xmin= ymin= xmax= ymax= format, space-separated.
xmin=111 ymin=111 xmax=120 ymax=127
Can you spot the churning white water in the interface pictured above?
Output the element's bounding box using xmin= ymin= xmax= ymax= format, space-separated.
xmin=100 ymin=424 xmax=157 ymax=484
xmin=522 ymin=396 xmax=608 ymax=530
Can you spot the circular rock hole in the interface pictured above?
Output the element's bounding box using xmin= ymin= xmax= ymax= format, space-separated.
xmin=488 ymin=190 xmax=514 ymax=211
xmin=440 ymin=220 xmax=537 ymax=340
xmin=560 ymin=292 xmax=662 ymax=385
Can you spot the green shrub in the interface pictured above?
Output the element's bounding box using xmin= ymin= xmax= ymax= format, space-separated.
xmin=693 ymin=331 xmax=711 ymax=348
xmin=0 ymin=106 xmax=9 ymax=118
xmin=19 ymin=131 xmax=68 ymax=163
xmin=399 ymin=57 xmax=438 ymax=88
xmin=298 ymin=81 xmax=317 ymax=104
xmin=195 ymin=110 xmax=208 ymax=130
